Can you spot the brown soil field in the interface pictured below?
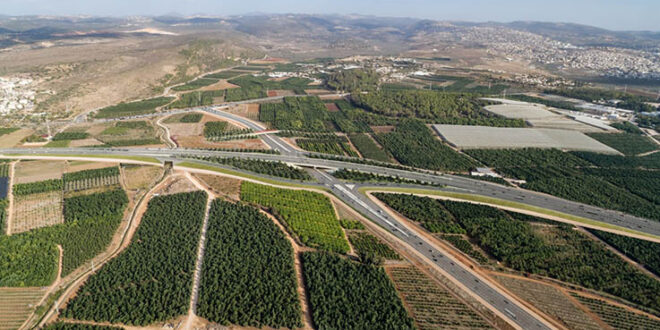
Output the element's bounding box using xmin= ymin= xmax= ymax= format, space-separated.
xmin=250 ymin=58 xmax=286 ymax=64
xmin=267 ymin=77 xmax=289 ymax=82
xmin=69 ymin=138 xmax=104 ymax=147
xmin=14 ymin=160 xmax=66 ymax=184
xmin=304 ymin=89 xmax=329 ymax=95
xmin=272 ymin=89 xmax=296 ymax=97
xmin=324 ymin=103 xmax=340 ymax=112
xmin=318 ymin=94 xmax=344 ymax=100
xmin=267 ymin=90 xmax=277 ymax=97
xmin=199 ymin=80 xmax=239 ymax=91
xmin=165 ymin=114 xmax=237 ymax=137
xmin=223 ymin=103 xmax=261 ymax=121
xmin=0 ymin=129 xmax=34 ymax=148
xmin=176 ymin=136 xmax=269 ymax=150
xmin=122 ymin=166 xmax=164 ymax=191
xmin=84 ymin=123 xmax=111 ymax=136
xmin=370 ymin=125 xmax=395 ymax=133
xmin=65 ymin=161 xmax=116 ymax=173
xmin=12 ymin=191 xmax=63 ymax=234
xmin=157 ymin=175 xmax=199 ymax=195
xmin=0 ymin=287 xmax=48 ymax=330
xmin=192 ymin=173 xmax=241 ymax=200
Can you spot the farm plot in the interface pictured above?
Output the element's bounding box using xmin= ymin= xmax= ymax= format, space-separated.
xmin=296 ymin=136 xmax=358 ymax=157
xmin=195 ymin=157 xmax=312 ymax=181
xmin=12 ymin=190 xmax=63 ymax=234
xmin=14 ymin=160 xmax=65 ymax=184
xmin=301 ymin=252 xmax=414 ymax=329
xmin=62 ymin=191 xmax=207 ymax=325
xmin=587 ymin=132 xmax=659 ymax=156
xmin=43 ymin=323 xmax=123 ymax=330
xmin=259 ymin=96 xmax=330 ymax=131
xmin=347 ymin=231 xmax=400 ymax=261
xmin=388 ymin=266 xmax=492 ymax=330
xmin=0 ymin=287 xmax=47 ymax=330
xmin=587 ymin=228 xmax=660 ymax=276
xmin=483 ymin=99 xmax=599 ymax=132
xmin=493 ymin=275 xmax=602 ymax=330
xmin=93 ymin=97 xmax=174 ymax=119
xmin=1 ymin=189 xmax=128 ymax=286
xmin=63 ymin=166 xmax=120 ymax=192
xmin=240 ymin=182 xmax=349 ymax=253
xmin=95 ymin=121 xmax=162 ymax=147
xmin=348 ymin=133 xmax=391 ymax=162
xmin=375 ymin=119 xmax=477 ymax=172
xmin=572 ymin=294 xmax=660 ymax=330
xmin=197 ymin=200 xmax=302 ymax=329
xmin=433 ymin=125 xmax=618 ymax=154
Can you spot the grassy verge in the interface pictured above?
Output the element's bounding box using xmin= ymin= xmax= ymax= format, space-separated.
xmin=1 ymin=154 xmax=161 ymax=164
xmin=359 ymin=186 xmax=660 ymax=241
xmin=176 ymin=161 xmax=326 ymax=190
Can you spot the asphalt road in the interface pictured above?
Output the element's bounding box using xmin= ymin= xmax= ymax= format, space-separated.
xmin=4 ymin=147 xmax=660 ymax=238
xmin=308 ymin=169 xmax=551 ymax=330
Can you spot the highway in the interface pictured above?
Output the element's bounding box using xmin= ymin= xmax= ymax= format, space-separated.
xmin=308 ymin=169 xmax=551 ymax=330
xmin=4 ymin=146 xmax=658 ymax=238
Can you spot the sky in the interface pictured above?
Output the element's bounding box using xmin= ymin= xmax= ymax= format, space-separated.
xmin=1 ymin=0 xmax=658 ymax=31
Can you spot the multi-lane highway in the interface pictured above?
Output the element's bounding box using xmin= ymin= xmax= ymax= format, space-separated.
xmin=309 ymin=169 xmax=551 ymax=329
xmin=4 ymin=105 xmax=658 ymax=330
xmin=5 ymin=146 xmax=658 ymax=239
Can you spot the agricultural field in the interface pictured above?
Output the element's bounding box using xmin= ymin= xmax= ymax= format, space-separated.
xmin=195 ymin=157 xmax=312 ymax=180
xmin=43 ymin=323 xmax=123 ymax=330
xmin=439 ymin=234 xmax=489 ymax=264
xmin=169 ymin=90 xmax=225 ymax=109
xmin=12 ymin=190 xmax=63 ymax=234
xmin=179 ymin=113 xmax=203 ymax=123
xmin=62 ymin=191 xmax=207 ymax=325
xmin=375 ymin=119 xmax=477 ymax=171
xmin=240 ymin=182 xmax=349 ymax=253
xmin=466 ymin=148 xmax=660 ymax=221
xmin=572 ymin=294 xmax=660 ymax=330
xmin=14 ymin=160 xmax=66 ymax=184
xmin=436 ymin=199 xmax=660 ymax=312
xmin=52 ymin=132 xmax=89 ymax=141
xmin=352 ymin=90 xmax=523 ymax=127
xmin=202 ymin=121 xmax=228 ymax=137
xmin=0 ymin=287 xmax=47 ymax=330
xmin=587 ymin=228 xmax=660 ymax=276
xmin=348 ymin=133 xmax=391 ymax=162
xmin=587 ymin=132 xmax=659 ymax=156
xmin=171 ymin=78 xmax=219 ymax=92
xmin=388 ymin=266 xmax=493 ymax=330
xmin=122 ymin=165 xmax=163 ymax=191
xmin=197 ymin=200 xmax=302 ymax=329
xmin=259 ymin=96 xmax=330 ymax=131
xmin=493 ymin=275 xmax=602 ymax=330
xmin=373 ymin=193 xmax=465 ymax=234
xmin=301 ymin=252 xmax=415 ymax=329
xmin=339 ymin=218 xmax=365 ymax=230
xmin=483 ymin=100 xmax=599 ymax=132
xmin=203 ymin=70 xmax=244 ymax=80
xmin=433 ymin=125 xmax=618 ymax=153
xmin=347 ymin=231 xmax=400 ymax=261
xmin=226 ymin=75 xmax=311 ymax=102
xmin=95 ymin=120 xmax=162 ymax=147
xmin=93 ymin=97 xmax=174 ymax=119
xmin=63 ymin=166 xmax=120 ymax=192
xmin=296 ymin=136 xmax=358 ymax=156
xmin=573 ymin=150 xmax=660 ymax=169
xmin=0 ymin=189 xmax=128 ymax=286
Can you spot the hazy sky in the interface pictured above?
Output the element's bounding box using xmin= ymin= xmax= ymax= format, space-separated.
xmin=2 ymin=0 xmax=658 ymax=31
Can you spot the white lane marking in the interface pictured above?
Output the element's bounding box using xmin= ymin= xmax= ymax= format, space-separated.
xmin=263 ymin=134 xmax=293 ymax=153
xmin=333 ymin=184 xmax=409 ymax=238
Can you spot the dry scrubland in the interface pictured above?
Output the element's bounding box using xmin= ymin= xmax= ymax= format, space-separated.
xmin=433 ymin=125 xmax=619 ymax=153
xmin=0 ymin=36 xmax=255 ymax=122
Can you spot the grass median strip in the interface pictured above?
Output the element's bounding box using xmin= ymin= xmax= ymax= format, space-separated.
xmin=2 ymin=154 xmax=161 ymax=164
xmin=359 ymin=186 xmax=660 ymax=241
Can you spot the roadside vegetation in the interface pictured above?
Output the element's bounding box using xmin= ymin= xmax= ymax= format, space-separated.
xmin=332 ymin=169 xmax=433 ymax=185
xmin=195 ymin=157 xmax=312 ymax=181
